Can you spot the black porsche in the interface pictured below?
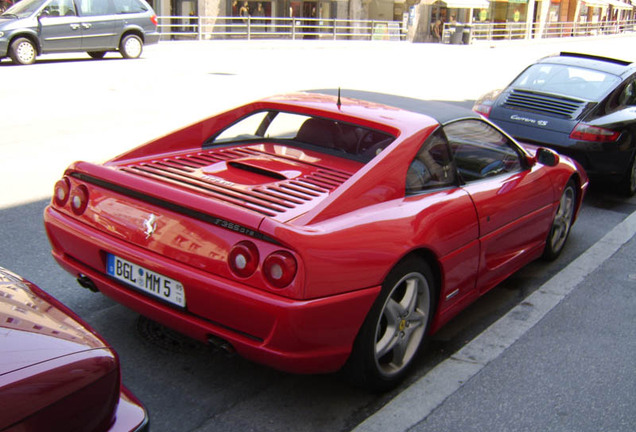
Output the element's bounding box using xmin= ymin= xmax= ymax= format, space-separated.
xmin=474 ymin=52 xmax=636 ymax=196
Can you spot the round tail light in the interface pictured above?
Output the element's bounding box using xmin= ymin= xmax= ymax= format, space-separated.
xmin=228 ymin=241 xmax=259 ymax=278
xmin=263 ymin=251 xmax=297 ymax=288
xmin=54 ymin=177 xmax=71 ymax=207
xmin=69 ymin=185 xmax=89 ymax=215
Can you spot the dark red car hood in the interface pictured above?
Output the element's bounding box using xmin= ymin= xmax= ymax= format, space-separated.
xmin=0 ymin=268 xmax=106 ymax=377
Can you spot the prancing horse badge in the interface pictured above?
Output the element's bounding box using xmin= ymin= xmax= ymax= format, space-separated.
xmin=143 ymin=214 xmax=157 ymax=239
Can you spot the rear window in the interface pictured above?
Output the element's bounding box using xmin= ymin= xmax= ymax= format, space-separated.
xmin=511 ymin=63 xmax=620 ymax=101
xmin=206 ymin=111 xmax=395 ymax=162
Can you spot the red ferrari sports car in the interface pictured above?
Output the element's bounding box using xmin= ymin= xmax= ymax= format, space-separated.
xmin=0 ymin=267 xmax=147 ymax=431
xmin=44 ymin=91 xmax=587 ymax=390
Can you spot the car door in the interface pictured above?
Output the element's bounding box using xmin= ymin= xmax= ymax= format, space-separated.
xmin=75 ymin=0 xmax=118 ymax=50
xmin=404 ymin=128 xmax=481 ymax=315
xmin=444 ymin=119 xmax=555 ymax=294
xmin=38 ymin=0 xmax=82 ymax=52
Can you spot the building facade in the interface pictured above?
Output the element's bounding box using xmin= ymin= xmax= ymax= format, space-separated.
xmin=146 ymin=0 xmax=633 ymax=41
xmin=147 ymin=0 xmax=431 ymax=21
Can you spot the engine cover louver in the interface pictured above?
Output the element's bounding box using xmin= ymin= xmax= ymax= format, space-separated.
xmin=503 ymin=89 xmax=585 ymax=118
xmin=118 ymin=146 xmax=353 ymax=217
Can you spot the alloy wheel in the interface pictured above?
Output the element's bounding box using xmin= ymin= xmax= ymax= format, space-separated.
xmin=549 ymin=184 xmax=575 ymax=253
xmin=629 ymin=157 xmax=636 ymax=195
xmin=374 ymin=271 xmax=430 ymax=377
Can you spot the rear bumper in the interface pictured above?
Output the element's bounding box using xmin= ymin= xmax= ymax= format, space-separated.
xmin=551 ymin=143 xmax=634 ymax=180
xmin=44 ymin=206 xmax=379 ymax=374
xmin=144 ymin=31 xmax=160 ymax=45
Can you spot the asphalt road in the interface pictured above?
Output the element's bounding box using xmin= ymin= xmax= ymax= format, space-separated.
xmin=1 ymin=35 xmax=636 ymax=431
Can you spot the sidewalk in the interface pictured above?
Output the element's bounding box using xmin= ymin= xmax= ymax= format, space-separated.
xmin=355 ymin=210 xmax=636 ymax=432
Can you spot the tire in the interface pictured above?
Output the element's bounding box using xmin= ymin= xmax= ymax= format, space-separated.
xmin=344 ymin=256 xmax=436 ymax=391
xmin=87 ymin=51 xmax=107 ymax=59
xmin=9 ymin=37 xmax=36 ymax=65
xmin=119 ymin=34 xmax=143 ymax=59
xmin=620 ymin=153 xmax=636 ymax=197
xmin=543 ymin=179 xmax=577 ymax=261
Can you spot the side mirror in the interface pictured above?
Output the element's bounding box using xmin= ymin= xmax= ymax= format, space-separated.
xmin=536 ymin=147 xmax=560 ymax=167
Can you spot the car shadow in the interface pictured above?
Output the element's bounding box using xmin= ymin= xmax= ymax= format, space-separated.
xmin=1 ymin=56 xmax=127 ymax=66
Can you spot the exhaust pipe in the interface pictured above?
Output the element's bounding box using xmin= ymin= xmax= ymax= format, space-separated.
xmin=207 ymin=335 xmax=236 ymax=356
xmin=77 ymin=274 xmax=99 ymax=292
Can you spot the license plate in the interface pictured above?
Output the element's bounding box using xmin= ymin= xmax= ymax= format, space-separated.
xmin=106 ymin=254 xmax=185 ymax=308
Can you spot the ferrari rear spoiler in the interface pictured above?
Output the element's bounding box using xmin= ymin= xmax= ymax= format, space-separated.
xmin=66 ymin=161 xmax=272 ymax=241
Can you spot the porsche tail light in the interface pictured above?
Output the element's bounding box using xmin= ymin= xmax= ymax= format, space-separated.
xmin=54 ymin=177 xmax=71 ymax=207
xmin=70 ymin=185 xmax=89 ymax=215
xmin=570 ymin=123 xmax=620 ymax=142
xmin=263 ymin=251 xmax=297 ymax=288
xmin=472 ymin=103 xmax=492 ymax=118
xmin=472 ymin=89 xmax=501 ymax=118
xmin=151 ymin=14 xmax=158 ymax=26
xmin=229 ymin=241 xmax=259 ymax=278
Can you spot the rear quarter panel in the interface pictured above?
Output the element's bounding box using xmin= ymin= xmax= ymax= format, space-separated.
xmin=261 ymin=188 xmax=480 ymax=305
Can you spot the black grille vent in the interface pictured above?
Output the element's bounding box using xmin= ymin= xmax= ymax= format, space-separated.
xmin=119 ymin=148 xmax=351 ymax=217
xmin=503 ymin=89 xmax=585 ymax=118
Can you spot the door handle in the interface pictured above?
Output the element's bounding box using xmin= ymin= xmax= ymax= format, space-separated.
xmin=70 ymin=23 xmax=80 ymax=30
xmin=82 ymin=23 xmax=92 ymax=29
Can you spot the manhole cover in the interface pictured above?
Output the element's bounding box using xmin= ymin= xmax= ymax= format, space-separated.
xmin=136 ymin=315 xmax=204 ymax=353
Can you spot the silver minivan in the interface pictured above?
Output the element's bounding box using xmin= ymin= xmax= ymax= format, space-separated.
xmin=0 ymin=0 xmax=160 ymax=64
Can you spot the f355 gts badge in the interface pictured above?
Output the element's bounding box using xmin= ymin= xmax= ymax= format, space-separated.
xmin=143 ymin=214 xmax=157 ymax=239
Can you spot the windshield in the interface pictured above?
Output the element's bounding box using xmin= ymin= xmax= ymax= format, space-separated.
xmin=3 ymin=0 xmax=48 ymax=17
xmin=511 ymin=63 xmax=621 ymax=101
xmin=206 ymin=110 xmax=395 ymax=162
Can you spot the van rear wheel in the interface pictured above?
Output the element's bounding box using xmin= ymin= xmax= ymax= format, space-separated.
xmin=119 ymin=34 xmax=143 ymax=59
xmin=87 ymin=51 xmax=106 ymax=59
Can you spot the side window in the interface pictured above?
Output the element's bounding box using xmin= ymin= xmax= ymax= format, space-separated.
xmin=113 ymin=0 xmax=148 ymax=14
xmin=41 ymin=0 xmax=77 ymax=16
xmin=77 ymin=0 xmax=115 ymax=16
xmin=406 ymin=129 xmax=457 ymax=194
xmin=444 ymin=119 xmax=522 ymax=182
xmin=617 ymin=80 xmax=636 ymax=107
